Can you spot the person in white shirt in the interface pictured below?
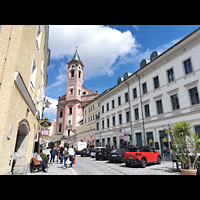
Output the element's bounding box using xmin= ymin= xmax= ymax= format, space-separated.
xmin=68 ymin=145 xmax=75 ymax=168
xmin=11 ymin=152 xmax=18 ymax=174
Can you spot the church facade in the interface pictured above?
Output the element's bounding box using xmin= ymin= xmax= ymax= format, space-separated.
xmin=55 ymin=49 xmax=98 ymax=135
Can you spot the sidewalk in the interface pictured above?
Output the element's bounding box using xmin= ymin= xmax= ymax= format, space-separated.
xmin=27 ymin=161 xmax=77 ymax=175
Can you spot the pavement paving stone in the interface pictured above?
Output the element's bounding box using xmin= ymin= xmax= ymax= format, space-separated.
xmin=27 ymin=161 xmax=74 ymax=175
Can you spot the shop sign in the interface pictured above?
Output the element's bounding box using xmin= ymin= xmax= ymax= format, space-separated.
xmin=113 ymin=129 xmax=121 ymax=133
xmin=41 ymin=129 xmax=50 ymax=136
xmin=149 ymin=139 xmax=153 ymax=143
xmin=119 ymin=135 xmax=124 ymax=140
xmin=39 ymin=118 xmax=52 ymax=128
xmin=162 ymin=138 xmax=167 ymax=143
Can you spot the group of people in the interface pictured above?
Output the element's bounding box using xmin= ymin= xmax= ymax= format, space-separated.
xmin=31 ymin=145 xmax=76 ymax=173
xmin=50 ymin=145 xmax=76 ymax=168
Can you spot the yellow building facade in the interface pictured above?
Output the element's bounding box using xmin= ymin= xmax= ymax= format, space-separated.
xmin=76 ymin=90 xmax=109 ymax=147
xmin=0 ymin=25 xmax=50 ymax=174
xmin=76 ymin=97 xmax=99 ymax=146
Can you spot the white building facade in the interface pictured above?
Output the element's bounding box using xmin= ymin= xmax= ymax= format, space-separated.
xmin=95 ymin=28 xmax=200 ymax=158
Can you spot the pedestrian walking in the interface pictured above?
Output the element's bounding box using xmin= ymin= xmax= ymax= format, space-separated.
xmin=11 ymin=151 xmax=18 ymax=174
xmin=50 ymin=147 xmax=57 ymax=164
xmin=63 ymin=147 xmax=69 ymax=169
xmin=56 ymin=146 xmax=60 ymax=162
xmin=59 ymin=146 xmax=64 ymax=163
xmin=68 ymin=145 xmax=75 ymax=168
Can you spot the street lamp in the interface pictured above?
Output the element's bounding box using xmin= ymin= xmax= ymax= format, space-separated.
xmin=44 ymin=99 xmax=51 ymax=108
xmin=35 ymin=95 xmax=52 ymax=108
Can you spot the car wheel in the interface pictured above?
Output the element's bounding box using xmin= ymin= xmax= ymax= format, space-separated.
xmin=157 ymin=156 xmax=161 ymax=164
xmin=81 ymin=155 xmax=83 ymax=157
xmin=141 ymin=158 xmax=147 ymax=168
xmin=96 ymin=158 xmax=99 ymax=160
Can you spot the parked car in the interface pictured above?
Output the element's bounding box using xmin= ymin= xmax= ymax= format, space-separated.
xmin=80 ymin=148 xmax=92 ymax=157
xmin=96 ymin=147 xmax=112 ymax=160
xmin=91 ymin=147 xmax=97 ymax=158
xmin=108 ymin=149 xmax=127 ymax=163
xmin=124 ymin=146 xmax=162 ymax=168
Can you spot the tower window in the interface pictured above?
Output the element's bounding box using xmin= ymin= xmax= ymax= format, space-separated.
xmin=69 ymin=107 xmax=72 ymax=114
xmin=71 ymin=70 xmax=74 ymax=77
xmin=79 ymin=71 xmax=81 ymax=79
xmin=59 ymin=124 xmax=62 ymax=132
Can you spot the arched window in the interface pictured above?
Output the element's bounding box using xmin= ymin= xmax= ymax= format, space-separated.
xmin=70 ymin=89 xmax=73 ymax=95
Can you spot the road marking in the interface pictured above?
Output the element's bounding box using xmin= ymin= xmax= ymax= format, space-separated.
xmin=95 ymin=160 xmax=127 ymax=175
xmin=69 ymin=167 xmax=78 ymax=175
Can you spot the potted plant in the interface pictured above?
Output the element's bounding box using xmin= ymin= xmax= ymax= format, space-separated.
xmin=171 ymin=121 xmax=200 ymax=175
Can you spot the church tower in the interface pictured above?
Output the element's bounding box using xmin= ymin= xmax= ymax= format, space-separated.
xmin=56 ymin=48 xmax=98 ymax=136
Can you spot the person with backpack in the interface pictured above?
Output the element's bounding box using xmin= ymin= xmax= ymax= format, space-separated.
xmin=63 ymin=147 xmax=69 ymax=169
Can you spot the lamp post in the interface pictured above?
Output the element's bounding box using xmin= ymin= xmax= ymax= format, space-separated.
xmin=44 ymin=99 xmax=51 ymax=108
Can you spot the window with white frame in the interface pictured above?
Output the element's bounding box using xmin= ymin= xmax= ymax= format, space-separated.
xmin=36 ymin=25 xmax=42 ymax=51
xmin=189 ymin=87 xmax=200 ymax=105
xmin=184 ymin=58 xmax=193 ymax=75
xmin=30 ymin=55 xmax=37 ymax=90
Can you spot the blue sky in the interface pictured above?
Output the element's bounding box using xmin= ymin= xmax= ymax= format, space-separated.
xmin=44 ymin=25 xmax=200 ymax=120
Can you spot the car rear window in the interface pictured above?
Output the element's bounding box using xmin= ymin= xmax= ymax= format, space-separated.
xmin=126 ymin=148 xmax=140 ymax=152
xmin=111 ymin=150 xmax=121 ymax=153
xmin=96 ymin=148 xmax=106 ymax=152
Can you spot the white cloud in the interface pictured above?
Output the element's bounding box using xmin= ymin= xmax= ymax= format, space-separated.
xmin=46 ymin=61 xmax=68 ymax=92
xmin=43 ymin=96 xmax=58 ymax=120
xmin=49 ymin=25 xmax=139 ymax=81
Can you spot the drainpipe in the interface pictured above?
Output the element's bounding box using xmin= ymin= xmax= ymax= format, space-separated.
xmin=124 ymin=79 xmax=133 ymax=146
xmin=135 ymin=74 xmax=146 ymax=146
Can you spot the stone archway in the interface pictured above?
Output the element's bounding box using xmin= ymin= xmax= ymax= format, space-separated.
xmin=13 ymin=120 xmax=29 ymax=174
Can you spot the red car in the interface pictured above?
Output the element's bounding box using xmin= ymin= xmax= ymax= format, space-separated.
xmin=124 ymin=146 xmax=162 ymax=168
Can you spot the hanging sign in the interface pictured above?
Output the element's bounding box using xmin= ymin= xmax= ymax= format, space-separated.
xmin=41 ymin=129 xmax=50 ymax=136
xmin=39 ymin=118 xmax=52 ymax=128
xmin=149 ymin=139 xmax=153 ymax=143
xmin=162 ymin=138 xmax=167 ymax=143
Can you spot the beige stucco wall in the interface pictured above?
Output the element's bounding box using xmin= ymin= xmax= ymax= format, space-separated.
xmin=0 ymin=25 xmax=50 ymax=174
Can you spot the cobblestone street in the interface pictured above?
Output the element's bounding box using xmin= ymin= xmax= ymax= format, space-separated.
xmin=27 ymin=161 xmax=77 ymax=175
xmin=73 ymin=155 xmax=180 ymax=175
xmin=27 ymin=154 xmax=180 ymax=175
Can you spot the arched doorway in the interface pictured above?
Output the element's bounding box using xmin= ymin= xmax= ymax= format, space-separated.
xmin=13 ymin=120 xmax=29 ymax=174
